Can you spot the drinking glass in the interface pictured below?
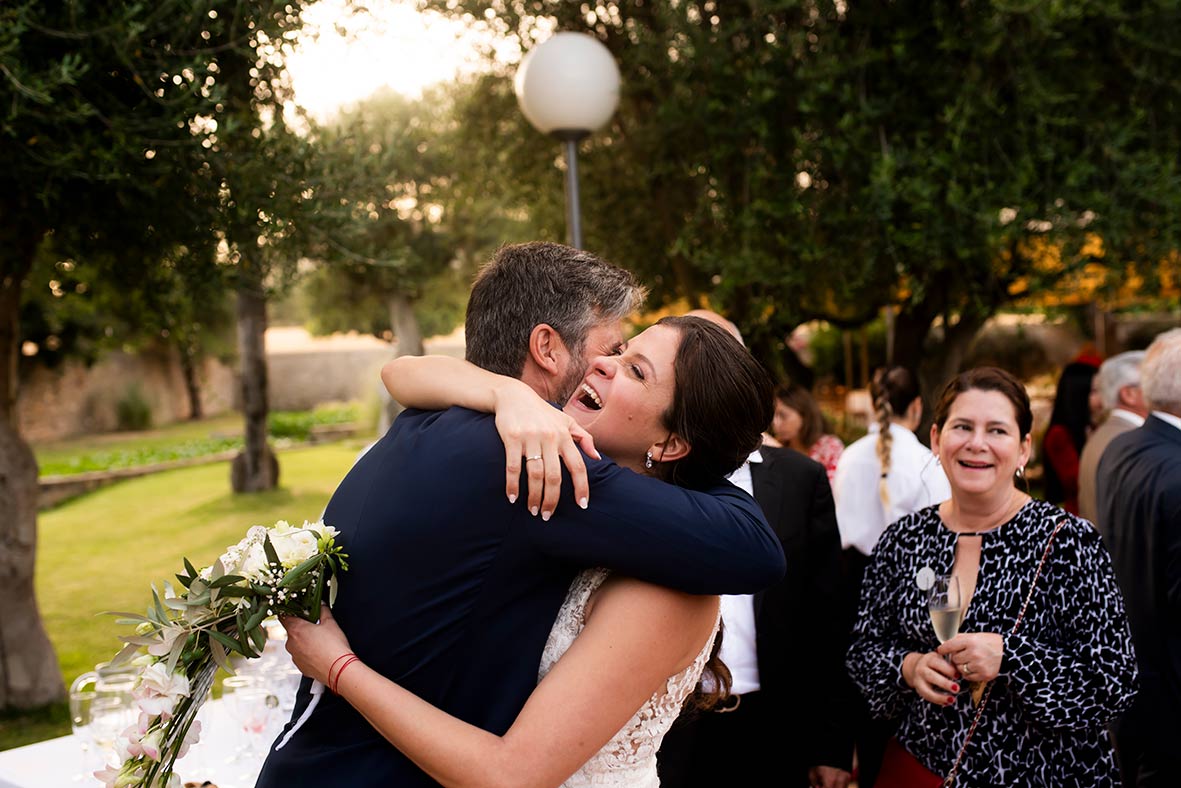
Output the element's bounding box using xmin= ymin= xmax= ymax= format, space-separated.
xmin=928 ymin=574 xmax=962 ymax=647
xmin=222 ymin=675 xmax=280 ymax=772
xmin=68 ymin=684 xmax=98 ymax=780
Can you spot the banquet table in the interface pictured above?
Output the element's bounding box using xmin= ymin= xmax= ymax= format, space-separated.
xmin=0 ymin=695 xmax=284 ymax=788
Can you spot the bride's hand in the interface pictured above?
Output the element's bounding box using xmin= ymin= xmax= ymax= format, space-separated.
xmin=280 ymin=605 xmax=352 ymax=685
xmin=492 ymin=379 xmax=600 ymax=520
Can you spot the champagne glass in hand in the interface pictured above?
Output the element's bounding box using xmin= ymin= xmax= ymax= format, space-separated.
xmin=928 ymin=574 xmax=962 ymax=649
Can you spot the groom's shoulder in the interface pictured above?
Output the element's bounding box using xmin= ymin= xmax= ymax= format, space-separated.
xmin=389 ymin=406 xmax=504 ymax=456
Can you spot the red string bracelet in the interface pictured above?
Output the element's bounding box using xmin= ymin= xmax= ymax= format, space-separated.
xmin=327 ymin=652 xmax=354 ymax=683
xmin=330 ymin=655 xmax=361 ymax=695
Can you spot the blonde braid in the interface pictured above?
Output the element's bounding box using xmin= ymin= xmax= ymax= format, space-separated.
xmin=872 ymin=371 xmax=894 ymax=510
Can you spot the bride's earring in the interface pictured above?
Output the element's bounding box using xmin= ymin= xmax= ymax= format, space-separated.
xmin=644 ymin=451 xmax=654 ymax=469
xmin=1016 ymin=465 xmax=1025 ymax=479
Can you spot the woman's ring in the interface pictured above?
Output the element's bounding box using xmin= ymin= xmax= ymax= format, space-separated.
xmin=525 ymin=455 xmax=543 ymax=462
xmin=961 ymin=663 xmax=971 ymax=675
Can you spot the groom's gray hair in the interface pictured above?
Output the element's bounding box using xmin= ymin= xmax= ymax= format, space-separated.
xmin=465 ymin=242 xmax=646 ymax=377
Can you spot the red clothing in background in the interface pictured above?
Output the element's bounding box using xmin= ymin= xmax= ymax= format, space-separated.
xmin=1043 ymin=423 xmax=1081 ymax=514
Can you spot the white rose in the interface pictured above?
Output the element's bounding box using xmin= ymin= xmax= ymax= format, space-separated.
xmin=134 ymin=662 xmax=190 ymax=717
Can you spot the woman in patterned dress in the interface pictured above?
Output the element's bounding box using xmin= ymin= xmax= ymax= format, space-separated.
xmin=282 ymin=315 xmax=775 ymax=788
xmin=846 ymin=366 xmax=1138 ymax=787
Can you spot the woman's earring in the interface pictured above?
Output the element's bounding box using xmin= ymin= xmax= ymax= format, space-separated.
xmin=644 ymin=451 xmax=654 ymax=469
xmin=1016 ymin=465 xmax=1025 ymax=479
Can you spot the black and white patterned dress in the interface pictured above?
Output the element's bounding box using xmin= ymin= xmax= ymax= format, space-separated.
xmin=847 ymin=500 xmax=1138 ymax=787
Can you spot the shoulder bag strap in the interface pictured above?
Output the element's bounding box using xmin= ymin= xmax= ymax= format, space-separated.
xmin=942 ymin=517 xmax=1068 ymax=786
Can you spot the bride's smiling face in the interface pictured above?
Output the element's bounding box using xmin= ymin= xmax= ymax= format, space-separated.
xmin=564 ymin=324 xmax=681 ymax=471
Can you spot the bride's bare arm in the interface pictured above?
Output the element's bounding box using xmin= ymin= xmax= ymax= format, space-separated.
xmin=381 ymin=355 xmax=598 ymax=517
xmin=283 ymin=587 xmax=718 ymax=788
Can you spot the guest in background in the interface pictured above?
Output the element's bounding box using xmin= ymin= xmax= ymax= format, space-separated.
xmin=1041 ymin=353 xmax=1102 ymax=515
xmin=1097 ymin=328 xmax=1181 ymax=787
xmin=658 ymin=310 xmax=855 ymax=788
xmin=1077 ymin=350 xmax=1147 ymax=528
xmin=849 ymin=366 xmax=1137 ymax=787
xmin=832 ymin=365 xmax=949 ymax=787
xmin=771 ymin=382 xmax=845 ymax=484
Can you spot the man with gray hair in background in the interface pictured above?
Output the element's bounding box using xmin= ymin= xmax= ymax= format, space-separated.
xmin=1077 ymin=349 xmax=1148 ymax=527
xmin=1097 ymin=327 xmax=1181 ymax=787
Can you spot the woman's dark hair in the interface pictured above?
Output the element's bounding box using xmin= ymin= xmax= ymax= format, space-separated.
xmin=647 ymin=315 xmax=774 ymax=711
xmin=869 ymin=366 xmax=922 ymax=508
xmin=932 ymin=366 xmax=1033 ymax=438
xmin=1041 ymin=360 xmax=1099 ymax=504
xmin=650 ymin=316 xmax=775 ymax=492
xmin=774 ymin=383 xmax=829 ymax=451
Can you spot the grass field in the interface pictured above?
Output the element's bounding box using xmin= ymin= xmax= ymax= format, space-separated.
xmin=1 ymin=440 xmax=364 ymax=751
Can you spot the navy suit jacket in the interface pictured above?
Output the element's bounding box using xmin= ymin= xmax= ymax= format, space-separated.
xmin=255 ymin=406 xmax=785 ymax=787
xmin=1097 ymin=415 xmax=1181 ymax=743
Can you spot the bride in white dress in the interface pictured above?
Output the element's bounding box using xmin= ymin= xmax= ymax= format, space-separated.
xmin=282 ymin=316 xmax=774 ymax=788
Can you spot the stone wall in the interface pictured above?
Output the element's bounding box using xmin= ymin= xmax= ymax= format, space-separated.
xmin=17 ymin=351 xmax=236 ymax=443
xmin=17 ymin=327 xmax=466 ymax=443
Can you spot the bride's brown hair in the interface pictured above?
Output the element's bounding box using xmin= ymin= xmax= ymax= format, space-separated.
xmin=644 ymin=315 xmax=774 ymax=711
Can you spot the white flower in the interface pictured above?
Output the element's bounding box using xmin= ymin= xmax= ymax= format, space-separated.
xmin=146 ymin=625 xmax=186 ymax=658
xmin=139 ymin=728 xmax=164 ymax=762
xmin=269 ymin=522 xmax=319 ymax=568
xmin=238 ymin=540 xmax=269 ymax=580
xmin=177 ymin=719 xmax=202 ymax=758
xmin=134 ymin=662 xmax=190 ymax=717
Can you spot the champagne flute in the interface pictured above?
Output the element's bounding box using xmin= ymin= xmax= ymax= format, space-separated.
xmin=928 ymin=574 xmax=962 ymax=648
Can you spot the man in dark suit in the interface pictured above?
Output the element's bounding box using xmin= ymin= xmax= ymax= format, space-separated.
xmin=657 ymin=311 xmax=855 ymax=788
xmin=255 ymin=243 xmax=786 ymax=787
xmin=1097 ymin=327 xmax=1181 ymax=787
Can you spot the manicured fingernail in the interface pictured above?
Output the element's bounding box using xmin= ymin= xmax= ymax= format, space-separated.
xmin=946 ymin=696 xmax=954 ymax=704
xmin=542 ymin=510 xmax=551 ymax=522
xmin=951 ymin=684 xmax=960 ymax=692
xmin=531 ymin=506 xmax=539 ymax=516
xmin=508 ymin=494 xmax=517 ymax=504
xmin=578 ymin=497 xmax=588 ymax=509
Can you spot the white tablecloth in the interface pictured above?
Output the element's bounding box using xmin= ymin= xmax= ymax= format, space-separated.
xmin=0 ymin=694 xmax=295 ymax=788
xmin=0 ymin=695 xmax=289 ymax=788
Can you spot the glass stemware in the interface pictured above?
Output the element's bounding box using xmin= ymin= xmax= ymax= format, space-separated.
xmin=928 ymin=573 xmax=963 ymax=647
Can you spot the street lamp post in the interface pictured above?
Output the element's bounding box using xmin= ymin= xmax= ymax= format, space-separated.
xmin=514 ymin=32 xmax=620 ymax=250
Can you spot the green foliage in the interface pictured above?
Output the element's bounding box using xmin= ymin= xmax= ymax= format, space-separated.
xmin=37 ymin=407 xmax=359 ymax=476
xmin=267 ymin=404 xmax=361 ymax=441
xmin=424 ymin=0 xmax=1181 ymax=384
xmin=115 ymin=385 xmax=154 ymax=432
xmin=38 ymin=437 xmax=243 ymax=477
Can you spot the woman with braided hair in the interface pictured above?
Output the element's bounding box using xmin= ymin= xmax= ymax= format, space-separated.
xmin=832 ymin=366 xmax=950 ymax=787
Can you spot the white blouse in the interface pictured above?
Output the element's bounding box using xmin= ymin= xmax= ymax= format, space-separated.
xmin=832 ymin=422 xmax=950 ymax=555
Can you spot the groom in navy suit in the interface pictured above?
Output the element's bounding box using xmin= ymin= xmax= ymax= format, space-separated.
xmin=255 ymin=242 xmax=786 ymax=787
xmin=1098 ymin=327 xmax=1181 ymax=787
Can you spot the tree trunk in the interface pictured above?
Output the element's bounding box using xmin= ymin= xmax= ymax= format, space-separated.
xmin=388 ymin=291 xmax=424 ymax=358
xmin=0 ymin=239 xmax=64 ymax=710
xmin=379 ymin=292 xmax=424 ymax=434
xmin=178 ymin=343 xmax=204 ymax=421
xmin=231 ymin=278 xmax=278 ymax=493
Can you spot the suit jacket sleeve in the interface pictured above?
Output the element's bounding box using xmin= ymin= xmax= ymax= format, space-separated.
xmin=522 ymin=454 xmax=786 ymax=595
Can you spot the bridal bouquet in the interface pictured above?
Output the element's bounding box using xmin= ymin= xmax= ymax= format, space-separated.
xmin=95 ymin=519 xmax=348 ymax=788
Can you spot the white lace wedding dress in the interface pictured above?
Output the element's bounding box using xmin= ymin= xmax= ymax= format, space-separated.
xmin=538 ymin=568 xmax=720 ymax=788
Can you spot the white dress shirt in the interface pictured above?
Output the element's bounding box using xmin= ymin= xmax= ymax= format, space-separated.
xmin=1153 ymin=410 xmax=1181 ymax=432
xmin=832 ymin=422 xmax=950 ymax=556
xmin=712 ymin=451 xmax=762 ymax=695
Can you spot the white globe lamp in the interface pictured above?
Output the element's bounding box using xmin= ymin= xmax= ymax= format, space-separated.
xmin=514 ymin=33 xmax=621 ymax=248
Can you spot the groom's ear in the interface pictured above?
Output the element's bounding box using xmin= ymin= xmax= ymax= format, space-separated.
xmin=528 ymin=323 xmax=567 ymax=375
xmin=652 ymin=434 xmax=691 ymax=464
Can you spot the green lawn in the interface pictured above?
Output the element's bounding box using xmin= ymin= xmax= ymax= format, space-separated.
xmin=2 ymin=441 xmax=364 ymax=751
xmin=33 ymin=414 xmax=246 ymax=474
